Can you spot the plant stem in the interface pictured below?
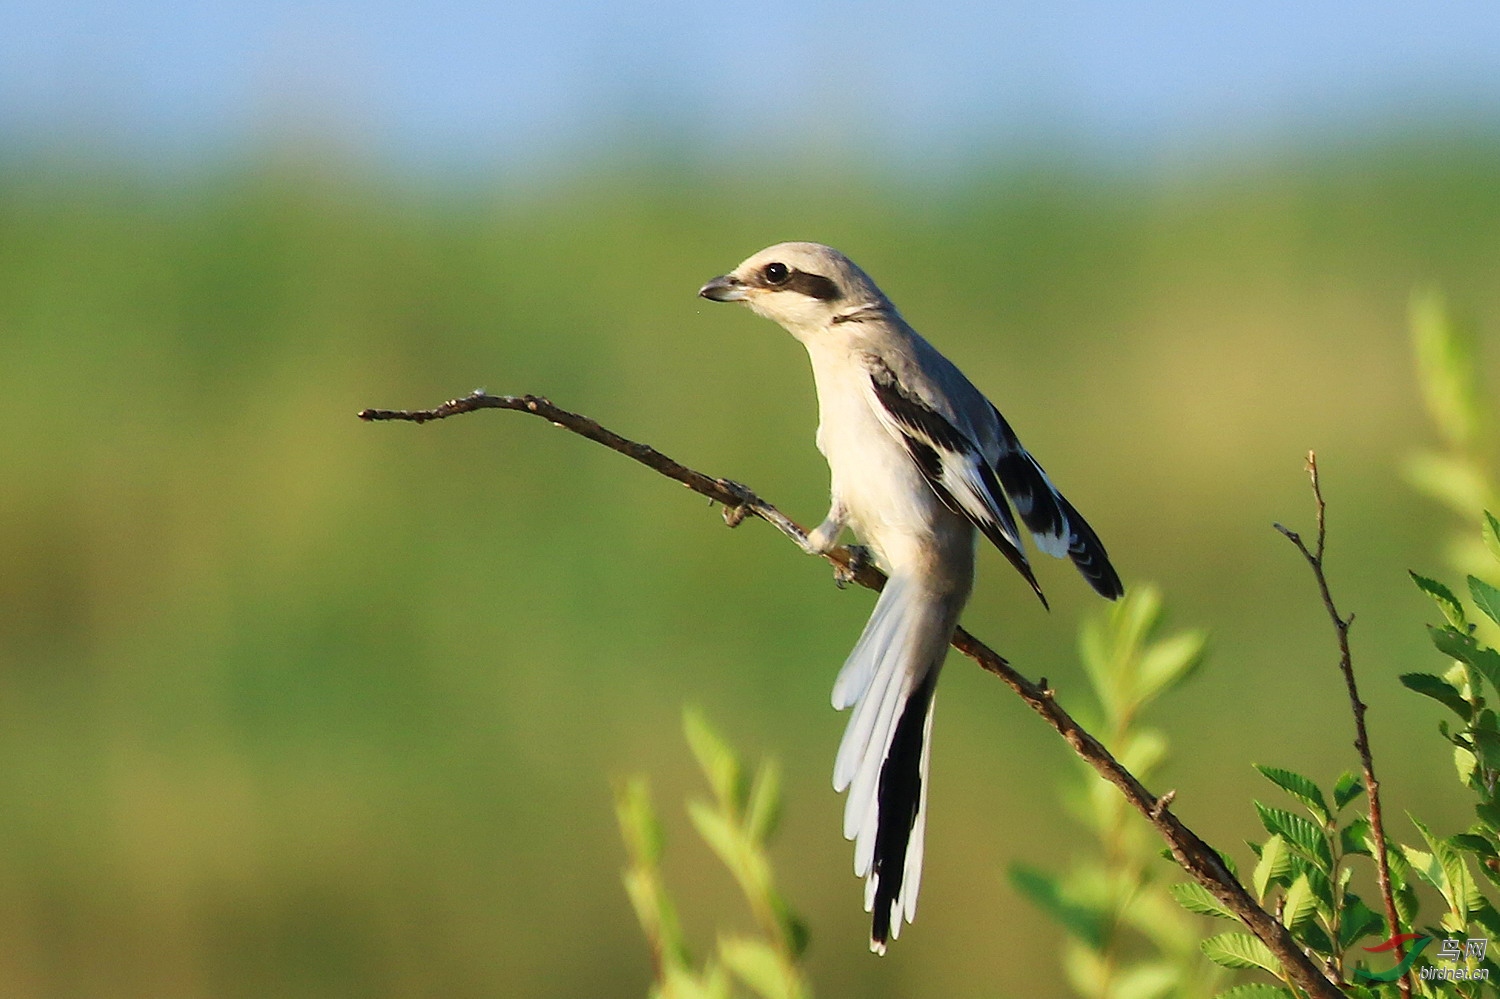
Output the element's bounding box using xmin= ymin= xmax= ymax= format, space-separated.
xmin=1275 ymin=450 xmax=1409 ymax=999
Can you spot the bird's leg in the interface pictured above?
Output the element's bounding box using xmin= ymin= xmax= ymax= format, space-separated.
xmin=803 ymin=499 xmax=847 ymax=556
xmin=805 ymin=499 xmax=871 ymax=587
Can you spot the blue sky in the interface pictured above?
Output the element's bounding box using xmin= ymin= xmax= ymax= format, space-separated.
xmin=4 ymin=1 xmax=1499 ymax=173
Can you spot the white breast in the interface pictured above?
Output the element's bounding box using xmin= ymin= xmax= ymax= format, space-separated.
xmin=805 ymin=343 xmax=959 ymax=571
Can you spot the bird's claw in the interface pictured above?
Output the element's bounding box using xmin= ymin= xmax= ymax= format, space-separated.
xmin=717 ymin=479 xmax=756 ymax=528
xmin=834 ymin=545 xmax=873 ymax=589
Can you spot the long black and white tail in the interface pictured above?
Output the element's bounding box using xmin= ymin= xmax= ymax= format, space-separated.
xmin=831 ymin=571 xmax=963 ymax=954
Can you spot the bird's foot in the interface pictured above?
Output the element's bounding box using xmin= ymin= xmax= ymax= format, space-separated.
xmin=833 ymin=544 xmax=873 ymax=589
xmin=717 ymin=479 xmax=756 ymax=528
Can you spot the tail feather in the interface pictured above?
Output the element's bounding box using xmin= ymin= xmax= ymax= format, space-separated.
xmin=831 ymin=571 xmax=960 ymax=955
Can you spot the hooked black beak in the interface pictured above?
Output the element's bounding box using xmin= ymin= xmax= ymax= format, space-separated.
xmin=698 ymin=274 xmax=748 ymax=302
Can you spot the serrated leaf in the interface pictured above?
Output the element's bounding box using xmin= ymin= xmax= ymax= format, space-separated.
xmin=1472 ymin=576 xmax=1500 ymax=627
xmin=1253 ymin=834 xmax=1292 ymax=901
xmin=1337 ymin=894 xmax=1384 ymax=949
xmin=1282 ymin=872 xmax=1317 ymax=930
xmin=1009 ymin=864 xmax=1106 ymax=948
xmin=1214 ymin=985 xmax=1294 ymax=999
xmin=1464 ymin=828 xmax=1500 ymax=858
xmin=1478 ymin=797 xmax=1500 ymax=832
xmin=1470 ymin=895 xmax=1500 ymax=940
xmin=1297 ymin=920 xmax=1335 ymax=954
xmin=1255 ymin=764 xmax=1331 ymax=822
xmin=1411 ymin=815 xmax=1476 ymax=925
xmin=1333 ymin=771 xmax=1365 ymax=810
xmin=1474 ymin=728 xmax=1500 ymax=775
xmin=1169 ymin=881 xmax=1236 ymax=919
xmin=1255 ymin=803 xmax=1333 ymax=870
xmin=1201 ymin=932 xmax=1282 ymax=975
xmin=1485 ymin=512 xmax=1500 ymax=564
xmin=1295 ymin=861 xmax=1335 ymax=913
xmin=1400 ymin=672 xmax=1474 ymax=719
xmin=1413 ymin=571 xmax=1468 ymax=628
xmin=1341 ymin=817 xmax=1373 ymax=856
xmin=1457 ymin=743 xmax=1480 ymax=784
xmin=1430 ymin=626 xmax=1500 ymax=694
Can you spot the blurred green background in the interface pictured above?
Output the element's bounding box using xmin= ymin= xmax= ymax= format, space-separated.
xmin=2 ymin=136 xmax=1497 ymax=998
xmin=5 ymin=5 xmax=1500 ymax=996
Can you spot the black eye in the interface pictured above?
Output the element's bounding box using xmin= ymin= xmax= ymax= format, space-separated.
xmin=763 ymin=262 xmax=790 ymax=285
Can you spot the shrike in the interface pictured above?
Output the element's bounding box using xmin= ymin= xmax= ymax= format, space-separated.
xmin=700 ymin=242 xmax=1123 ymax=954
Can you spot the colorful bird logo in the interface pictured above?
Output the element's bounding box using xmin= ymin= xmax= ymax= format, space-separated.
xmin=1353 ymin=933 xmax=1432 ymax=982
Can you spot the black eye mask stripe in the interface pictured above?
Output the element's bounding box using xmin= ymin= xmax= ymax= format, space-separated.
xmin=779 ymin=268 xmax=841 ymax=301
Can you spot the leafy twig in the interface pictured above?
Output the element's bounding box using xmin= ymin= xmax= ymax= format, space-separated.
xmin=1275 ymin=450 xmax=1408 ymax=998
xmin=361 ymin=390 xmax=1344 ymax=999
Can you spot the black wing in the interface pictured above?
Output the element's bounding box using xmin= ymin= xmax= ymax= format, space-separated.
xmin=989 ymin=404 xmax=1123 ymax=600
xmin=866 ymin=360 xmax=1047 ymax=606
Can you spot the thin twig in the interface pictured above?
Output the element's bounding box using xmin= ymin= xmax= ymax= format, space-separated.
xmin=361 ymin=391 xmax=1344 ymax=999
xmin=1275 ymin=450 xmax=1408 ymax=999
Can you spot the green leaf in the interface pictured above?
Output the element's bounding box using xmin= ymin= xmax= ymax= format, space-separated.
xmin=688 ymin=801 xmax=747 ymax=876
xmin=1254 ymin=765 xmax=1331 ymax=822
xmin=1009 ymin=863 xmax=1105 ymax=948
xmin=1458 ymin=742 xmax=1482 ymax=784
xmin=1281 ymin=872 xmax=1317 ymax=930
xmin=1253 ymin=834 xmax=1292 ymax=901
xmin=1469 ymin=895 xmax=1500 ymax=939
xmin=1411 ymin=815 xmax=1476 ymax=925
xmin=1340 ymin=817 xmax=1373 ymax=856
xmin=615 ymin=776 xmax=665 ymax=866
xmin=1485 ymin=512 xmax=1500 ymax=564
xmin=719 ymin=935 xmax=800 ymax=999
xmin=1400 ymin=671 xmax=1474 ymax=719
xmin=769 ymin=894 xmax=810 ymax=959
xmin=745 ymin=761 xmax=783 ymax=843
xmin=1474 ymin=727 xmax=1500 ymax=775
xmin=1410 ymin=286 xmax=1480 ymax=449
xmin=1201 ymin=932 xmax=1282 ymax=975
xmin=1293 ymin=860 xmax=1335 ymax=913
xmin=1477 ymin=797 xmax=1500 ymax=832
xmin=1214 ymin=986 xmax=1294 ymax=999
xmin=1413 ymin=571 xmax=1468 ymax=629
xmin=1404 ymin=452 xmax=1491 ymax=516
xmin=1109 ymin=961 xmax=1179 ymax=999
xmin=1255 ymin=803 xmax=1333 ymax=870
xmin=1430 ymin=626 xmax=1500 ymax=694
xmin=684 ymin=708 xmax=749 ymax=817
xmin=1337 ymin=894 xmax=1384 ymax=949
xmin=1333 ymin=771 xmax=1364 ymax=810
xmin=1169 ymin=881 xmax=1236 ymax=919
xmin=1455 ymin=831 xmax=1500 ymax=858
xmin=1472 ymin=576 xmax=1500 ymax=627
xmin=1134 ymin=628 xmax=1209 ymax=703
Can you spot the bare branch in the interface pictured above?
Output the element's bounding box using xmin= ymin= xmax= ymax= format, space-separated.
xmin=1277 ymin=450 xmax=1408 ymax=998
xmin=362 ymin=391 xmax=1343 ymax=999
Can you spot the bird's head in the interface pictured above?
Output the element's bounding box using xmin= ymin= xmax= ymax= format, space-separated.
xmin=699 ymin=242 xmax=888 ymax=339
